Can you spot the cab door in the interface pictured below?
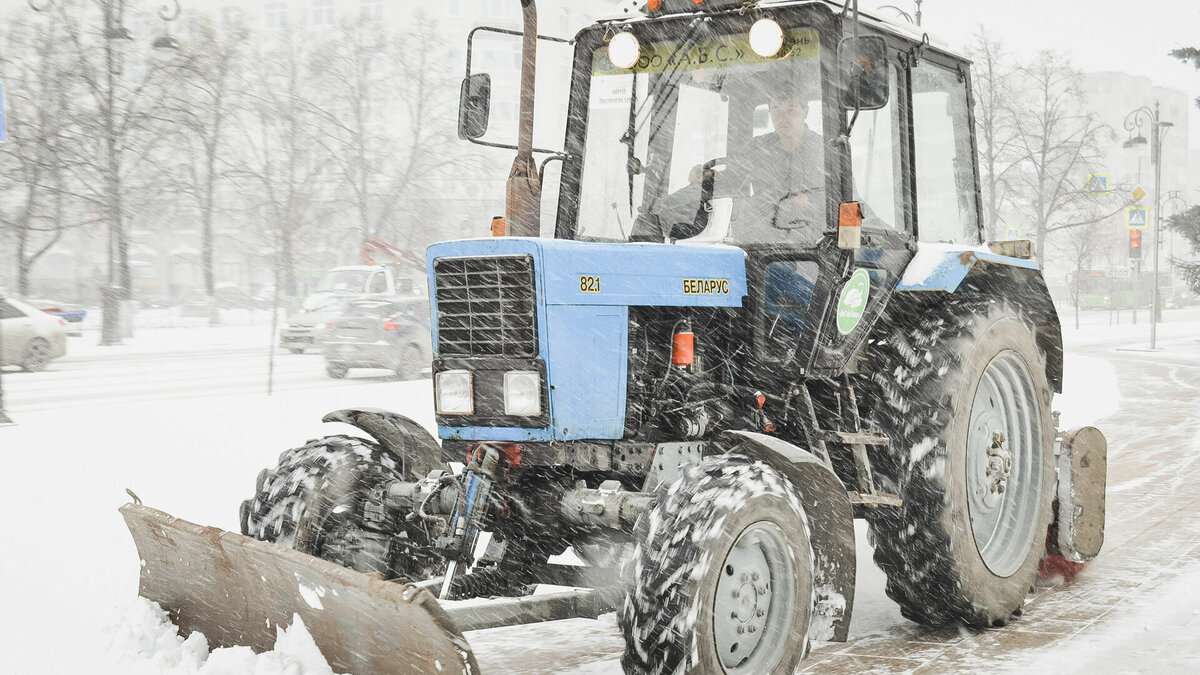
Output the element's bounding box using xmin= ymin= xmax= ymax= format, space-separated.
xmin=808 ymin=45 xmax=915 ymax=374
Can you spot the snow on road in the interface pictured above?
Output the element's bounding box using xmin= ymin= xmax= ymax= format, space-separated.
xmin=1 ymin=307 xmax=1197 ymax=674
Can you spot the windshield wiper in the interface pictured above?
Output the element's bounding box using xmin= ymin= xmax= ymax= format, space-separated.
xmin=618 ymin=17 xmax=706 ymax=231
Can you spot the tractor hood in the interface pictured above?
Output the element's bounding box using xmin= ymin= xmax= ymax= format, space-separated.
xmin=426 ymin=238 xmax=748 ymax=308
xmin=425 ymin=238 xmax=748 ymax=442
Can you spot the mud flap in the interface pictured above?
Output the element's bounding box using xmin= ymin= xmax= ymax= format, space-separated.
xmin=1050 ymin=426 xmax=1107 ymax=563
xmin=120 ymin=503 xmax=478 ymax=674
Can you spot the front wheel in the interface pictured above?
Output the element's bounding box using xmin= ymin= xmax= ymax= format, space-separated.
xmin=22 ymin=337 xmax=52 ymax=372
xmin=620 ymin=455 xmax=813 ymax=674
xmin=240 ymin=434 xmax=444 ymax=581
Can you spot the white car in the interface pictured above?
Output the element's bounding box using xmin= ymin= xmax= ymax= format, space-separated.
xmin=1 ymin=297 xmax=68 ymax=371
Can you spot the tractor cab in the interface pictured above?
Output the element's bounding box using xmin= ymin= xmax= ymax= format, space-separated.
xmin=461 ymin=0 xmax=985 ymax=378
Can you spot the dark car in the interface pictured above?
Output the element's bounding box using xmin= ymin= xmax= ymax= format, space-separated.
xmin=321 ymin=297 xmax=432 ymax=380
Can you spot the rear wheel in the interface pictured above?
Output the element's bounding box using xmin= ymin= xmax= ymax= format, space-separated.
xmin=288 ymin=347 xmax=305 ymax=355
xmin=241 ymin=434 xmax=444 ymax=581
xmin=326 ymin=362 xmax=348 ymax=379
xmin=620 ymin=455 xmax=813 ymax=674
xmin=22 ymin=337 xmax=51 ymax=372
xmin=862 ymin=301 xmax=1055 ymax=627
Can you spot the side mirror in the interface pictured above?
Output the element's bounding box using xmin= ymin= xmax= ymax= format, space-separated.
xmin=457 ymin=73 xmax=491 ymax=140
xmin=838 ymin=35 xmax=888 ymax=111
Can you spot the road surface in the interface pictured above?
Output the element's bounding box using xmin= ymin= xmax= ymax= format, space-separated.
xmin=0 ymin=309 xmax=1197 ymax=674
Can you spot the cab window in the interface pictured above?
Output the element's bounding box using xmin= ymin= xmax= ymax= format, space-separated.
xmin=848 ymin=62 xmax=904 ymax=231
xmin=368 ymin=273 xmax=388 ymax=294
xmin=912 ymin=60 xmax=980 ymax=243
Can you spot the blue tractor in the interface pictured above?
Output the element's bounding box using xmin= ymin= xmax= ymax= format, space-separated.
xmin=122 ymin=1 xmax=1108 ymax=672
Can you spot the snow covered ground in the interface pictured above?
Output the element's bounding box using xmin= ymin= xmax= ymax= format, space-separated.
xmin=1 ymin=305 xmax=1198 ymax=673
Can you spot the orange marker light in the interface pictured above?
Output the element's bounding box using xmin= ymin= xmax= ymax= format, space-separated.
xmin=672 ymin=329 xmax=695 ymax=366
xmin=491 ymin=215 xmax=506 ymax=237
xmin=838 ymin=202 xmax=864 ymax=250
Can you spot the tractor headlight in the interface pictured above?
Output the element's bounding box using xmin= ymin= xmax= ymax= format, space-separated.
xmin=607 ymin=31 xmax=640 ymax=70
xmin=435 ymin=370 xmax=474 ymax=415
xmin=749 ymin=18 xmax=784 ymax=58
xmin=503 ymin=371 xmax=541 ymax=416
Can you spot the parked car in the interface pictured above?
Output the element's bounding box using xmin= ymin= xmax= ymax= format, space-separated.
xmin=321 ymin=297 xmax=431 ymax=380
xmin=26 ymin=299 xmax=87 ymax=336
xmin=0 ymin=297 xmax=68 ymax=371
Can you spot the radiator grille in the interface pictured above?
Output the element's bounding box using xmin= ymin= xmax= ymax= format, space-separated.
xmin=434 ymin=255 xmax=537 ymax=357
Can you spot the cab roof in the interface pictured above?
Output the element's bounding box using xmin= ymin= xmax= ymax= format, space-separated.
xmin=595 ymin=0 xmax=963 ymax=62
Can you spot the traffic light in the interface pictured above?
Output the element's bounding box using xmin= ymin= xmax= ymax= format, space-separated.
xmin=1128 ymin=229 xmax=1142 ymax=259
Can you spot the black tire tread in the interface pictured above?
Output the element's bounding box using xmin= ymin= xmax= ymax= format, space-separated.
xmin=619 ymin=455 xmax=809 ymax=674
xmin=861 ymin=297 xmax=1051 ymax=628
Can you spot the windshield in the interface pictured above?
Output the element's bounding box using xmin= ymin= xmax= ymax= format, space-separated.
xmin=316 ymin=269 xmax=371 ymax=293
xmin=576 ymin=24 xmax=824 ymax=244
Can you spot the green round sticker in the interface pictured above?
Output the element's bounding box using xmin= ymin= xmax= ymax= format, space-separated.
xmin=836 ymin=269 xmax=871 ymax=335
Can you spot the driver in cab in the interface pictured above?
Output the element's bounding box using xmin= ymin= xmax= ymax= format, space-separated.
xmin=728 ymin=81 xmax=825 ymax=243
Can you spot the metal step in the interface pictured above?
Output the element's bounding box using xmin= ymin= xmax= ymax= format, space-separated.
xmin=816 ymin=430 xmax=890 ymax=446
xmin=848 ymin=491 xmax=903 ymax=507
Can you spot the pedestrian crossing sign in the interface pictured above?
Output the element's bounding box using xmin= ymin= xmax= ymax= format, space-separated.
xmin=1087 ymin=174 xmax=1109 ymax=195
xmin=1127 ymin=206 xmax=1148 ymax=230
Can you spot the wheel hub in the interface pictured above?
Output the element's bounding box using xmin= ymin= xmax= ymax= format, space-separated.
xmin=712 ymin=523 xmax=793 ymax=672
xmin=985 ymin=432 xmax=1013 ymax=494
xmin=965 ymin=350 xmax=1044 ymax=577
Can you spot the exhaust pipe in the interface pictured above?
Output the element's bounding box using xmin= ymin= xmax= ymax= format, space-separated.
xmin=505 ymin=0 xmax=542 ymax=237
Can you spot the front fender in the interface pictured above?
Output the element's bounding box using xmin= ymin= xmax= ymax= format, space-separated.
xmin=322 ymin=408 xmax=443 ymax=479
xmin=715 ymin=430 xmax=855 ymax=643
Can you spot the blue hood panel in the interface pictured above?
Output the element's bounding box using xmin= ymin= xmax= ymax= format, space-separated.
xmin=426 ymin=238 xmax=749 ymax=442
xmin=426 ymin=238 xmax=748 ymax=307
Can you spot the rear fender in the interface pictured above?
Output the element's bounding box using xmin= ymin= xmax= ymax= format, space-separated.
xmin=896 ymin=251 xmax=1064 ymax=393
xmin=715 ymin=431 xmax=855 ymax=643
xmin=322 ymin=408 xmax=442 ymax=479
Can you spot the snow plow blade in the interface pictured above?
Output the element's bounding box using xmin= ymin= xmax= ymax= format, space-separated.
xmin=120 ymin=503 xmax=479 ymax=675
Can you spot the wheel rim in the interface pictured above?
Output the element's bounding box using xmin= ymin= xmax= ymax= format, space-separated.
xmin=966 ymin=350 xmax=1044 ymax=577
xmin=711 ymin=521 xmax=797 ymax=673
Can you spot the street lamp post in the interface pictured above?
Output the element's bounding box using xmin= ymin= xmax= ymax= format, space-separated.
xmin=28 ymin=0 xmax=181 ymax=346
xmin=1123 ymin=101 xmax=1173 ymax=350
xmin=878 ymin=0 xmax=924 ymax=25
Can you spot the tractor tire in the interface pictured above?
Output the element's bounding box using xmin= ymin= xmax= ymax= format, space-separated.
xmin=861 ymin=299 xmax=1055 ymax=628
xmin=240 ymin=434 xmax=444 ymax=581
xmin=620 ymin=455 xmax=813 ymax=675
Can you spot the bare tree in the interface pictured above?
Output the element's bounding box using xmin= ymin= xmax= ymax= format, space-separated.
xmin=229 ymin=29 xmax=333 ymax=300
xmin=966 ymin=29 xmax=1024 ymax=241
xmin=1008 ymin=51 xmax=1124 ymax=260
xmin=164 ymin=15 xmax=251 ymax=323
xmin=29 ymin=0 xmax=186 ymax=343
xmin=307 ymin=12 xmax=465 ymax=248
xmin=1053 ymin=218 xmax=1113 ymax=328
xmin=0 ymin=18 xmax=83 ymax=297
